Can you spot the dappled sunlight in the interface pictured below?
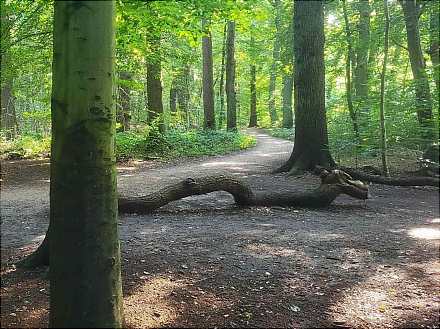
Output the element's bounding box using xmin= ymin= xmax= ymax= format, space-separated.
xmin=408 ymin=227 xmax=440 ymax=240
xmin=430 ymin=218 xmax=440 ymax=224
xmin=244 ymin=243 xmax=312 ymax=264
xmin=124 ymin=275 xmax=186 ymax=328
xmin=328 ymin=262 xmax=440 ymax=327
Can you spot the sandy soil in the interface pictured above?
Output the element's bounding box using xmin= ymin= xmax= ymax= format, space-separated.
xmin=1 ymin=129 xmax=439 ymax=328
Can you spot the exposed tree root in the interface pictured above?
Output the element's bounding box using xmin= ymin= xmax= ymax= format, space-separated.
xmin=18 ymin=170 xmax=369 ymax=268
xmin=336 ymin=166 xmax=439 ymax=187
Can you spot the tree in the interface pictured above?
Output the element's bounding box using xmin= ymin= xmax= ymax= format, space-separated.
xmin=379 ymin=0 xmax=390 ymax=176
xmin=249 ymin=63 xmax=258 ymax=127
xmin=400 ymin=0 xmax=435 ymax=146
xmin=268 ymin=0 xmax=282 ymax=125
xmin=280 ymin=5 xmax=294 ymax=129
xmin=202 ymin=19 xmax=215 ymax=130
xmin=49 ymin=1 xmax=123 ymax=326
xmin=354 ymin=0 xmax=371 ymax=129
xmin=276 ymin=0 xmax=335 ymax=174
xmin=117 ymin=71 xmax=132 ymax=131
xmin=146 ymin=37 xmax=164 ymax=132
xmin=218 ymin=23 xmax=227 ymax=129
xmin=428 ymin=2 xmax=439 ymax=97
xmin=226 ymin=20 xmax=237 ymax=131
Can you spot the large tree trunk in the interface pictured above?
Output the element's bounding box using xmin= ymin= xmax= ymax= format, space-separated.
xmin=249 ymin=64 xmax=258 ymax=127
xmin=400 ymin=0 xmax=435 ymax=146
xmin=117 ymin=71 xmax=131 ymax=131
xmin=268 ymin=0 xmax=282 ymax=125
xmin=354 ymin=0 xmax=370 ymax=130
xmin=276 ymin=0 xmax=335 ymax=174
xmin=226 ymin=20 xmax=237 ymax=131
xmin=342 ymin=0 xmax=361 ymax=146
xmin=202 ymin=19 xmax=215 ymax=130
xmin=48 ymin=1 xmax=123 ymax=327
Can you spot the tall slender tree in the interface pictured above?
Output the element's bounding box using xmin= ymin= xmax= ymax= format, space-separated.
xmin=226 ymin=20 xmax=237 ymax=131
xmin=400 ymin=0 xmax=435 ymax=146
xmin=49 ymin=1 xmax=123 ymax=326
xmin=379 ymin=0 xmax=390 ymax=176
xmin=276 ymin=0 xmax=335 ymax=174
xmin=428 ymin=3 xmax=439 ymax=97
xmin=281 ymin=6 xmax=294 ymax=129
xmin=218 ymin=23 xmax=227 ymax=129
xmin=117 ymin=71 xmax=131 ymax=131
xmin=146 ymin=39 xmax=164 ymax=132
xmin=202 ymin=19 xmax=215 ymax=130
xmin=268 ymin=0 xmax=282 ymax=125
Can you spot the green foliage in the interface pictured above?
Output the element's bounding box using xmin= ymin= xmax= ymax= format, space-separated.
xmin=115 ymin=128 xmax=256 ymax=161
xmin=0 ymin=134 xmax=50 ymax=159
xmin=265 ymin=128 xmax=294 ymax=140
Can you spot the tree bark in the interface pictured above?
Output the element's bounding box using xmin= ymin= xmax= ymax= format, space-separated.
xmin=48 ymin=1 xmax=123 ymax=327
xmin=249 ymin=64 xmax=258 ymax=127
xmin=169 ymin=78 xmax=178 ymax=113
xmin=276 ymin=0 xmax=335 ymax=174
xmin=117 ymin=71 xmax=131 ymax=131
xmin=268 ymin=0 xmax=282 ymax=125
xmin=400 ymin=0 xmax=435 ymax=146
xmin=379 ymin=0 xmax=390 ymax=177
xmin=226 ymin=20 xmax=237 ymax=131
xmin=218 ymin=23 xmax=227 ymax=129
xmin=202 ymin=19 xmax=215 ymax=130
xmin=354 ymin=0 xmax=370 ymax=129
xmin=342 ymin=0 xmax=361 ymax=145
xmin=146 ymin=37 xmax=164 ymax=133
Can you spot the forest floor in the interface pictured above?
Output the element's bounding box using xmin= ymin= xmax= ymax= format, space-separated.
xmin=1 ymin=129 xmax=439 ymax=328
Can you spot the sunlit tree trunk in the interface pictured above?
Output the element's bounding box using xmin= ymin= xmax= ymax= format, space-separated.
xmin=379 ymin=0 xmax=390 ymax=177
xmin=268 ymin=0 xmax=281 ymax=125
xmin=202 ymin=19 xmax=215 ymax=130
xmin=354 ymin=0 xmax=370 ymax=130
xmin=429 ymin=3 xmax=439 ymax=98
xmin=249 ymin=64 xmax=258 ymax=127
xmin=49 ymin=1 xmax=123 ymax=326
xmin=169 ymin=78 xmax=178 ymax=113
xmin=226 ymin=20 xmax=237 ymax=131
xmin=342 ymin=0 xmax=361 ymax=146
xmin=117 ymin=71 xmax=131 ymax=131
xmin=400 ymin=0 xmax=435 ymax=146
xmin=276 ymin=0 xmax=335 ymax=174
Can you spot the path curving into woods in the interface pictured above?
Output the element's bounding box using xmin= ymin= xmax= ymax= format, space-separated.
xmin=1 ymin=129 xmax=439 ymax=328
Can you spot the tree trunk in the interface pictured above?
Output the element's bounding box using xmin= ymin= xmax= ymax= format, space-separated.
xmin=379 ymin=0 xmax=390 ymax=177
xmin=281 ymin=9 xmax=294 ymax=129
xmin=177 ymin=65 xmax=191 ymax=125
xmin=49 ymin=1 xmax=123 ymax=327
xmin=169 ymin=78 xmax=178 ymax=113
xmin=117 ymin=71 xmax=131 ymax=131
xmin=218 ymin=23 xmax=227 ymax=129
xmin=400 ymin=0 xmax=435 ymax=146
xmin=146 ymin=36 xmax=164 ymax=133
xmin=354 ymin=0 xmax=370 ymax=129
xmin=202 ymin=19 xmax=215 ymax=130
xmin=249 ymin=64 xmax=258 ymax=127
xmin=268 ymin=0 xmax=282 ymax=125
xmin=1 ymin=79 xmax=17 ymax=139
xmin=276 ymin=0 xmax=335 ymax=174
xmin=226 ymin=20 xmax=237 ymax=131
xmin=342 ymin=0 xmax=361 ymax=146
xmin=429 ymin=3 xmax=439 ymax=97
xmin=118 ymin=170 xmax=368 ymax=214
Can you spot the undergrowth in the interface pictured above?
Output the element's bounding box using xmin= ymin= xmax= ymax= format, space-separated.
xmin=0 ymin=129 xmax=256 ymax=161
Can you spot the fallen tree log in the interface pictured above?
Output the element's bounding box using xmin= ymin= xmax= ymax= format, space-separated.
xmin=337 ymin=166 xmax=440 ymax=187
xmin=18 ymin=169 xmax=368 ymax=269
xmin=118 ymin=169 xmax=369 ymax=214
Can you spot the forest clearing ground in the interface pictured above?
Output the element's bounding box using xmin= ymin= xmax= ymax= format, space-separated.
xmin=1 ymin=128 xmax=439 ymax=328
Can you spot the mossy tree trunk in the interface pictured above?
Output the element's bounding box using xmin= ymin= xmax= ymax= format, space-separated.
xmin=47 ymin=1 xmax=123 ymax=327
xmin=146 ymin=35 xmax=164 ymax=133
xmin=226 ymin=20 xmax=237 ymax=131
xmin=400 ymin=0 xmax=435 ymax=146
xmin=276 ymin=0 xmax=335 ymax=174
xmin=202 ymin=19 xmax=215 ymax=130
xmin=117 ymin=71 xmax=131 ymax=131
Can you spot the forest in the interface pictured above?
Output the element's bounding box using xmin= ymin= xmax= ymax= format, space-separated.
xmin=1 ymin=0 xmax=439 ymax=328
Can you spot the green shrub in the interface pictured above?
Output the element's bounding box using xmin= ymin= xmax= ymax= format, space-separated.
xmin=0 ymin=134 xmax=51 ymax=159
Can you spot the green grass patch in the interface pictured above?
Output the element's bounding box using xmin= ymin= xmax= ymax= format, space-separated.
xmin=264 ymin=128 xmax=294 ymax=141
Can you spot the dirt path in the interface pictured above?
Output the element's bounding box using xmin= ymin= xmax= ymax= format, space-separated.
xmin=1 ymin=129 xmax=439 ymax=328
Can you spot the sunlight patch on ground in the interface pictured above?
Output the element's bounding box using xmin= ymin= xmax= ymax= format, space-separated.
xmin=124 ymin=275 xmax=186 ymax=328
xmin=201 ymin=161 xmax=245 ymax=167
xmin=328 ymin=262 xmax=440 ymax=327
xmin=31 ymin=235 xmax=45 ymax=243
xmin=117 ymin=166 xmax=137 ymax=171
xmin=408 ymin=227 xmax=440 ymax=240
xmin=430 ymin=218 xmax=440 ymax=224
